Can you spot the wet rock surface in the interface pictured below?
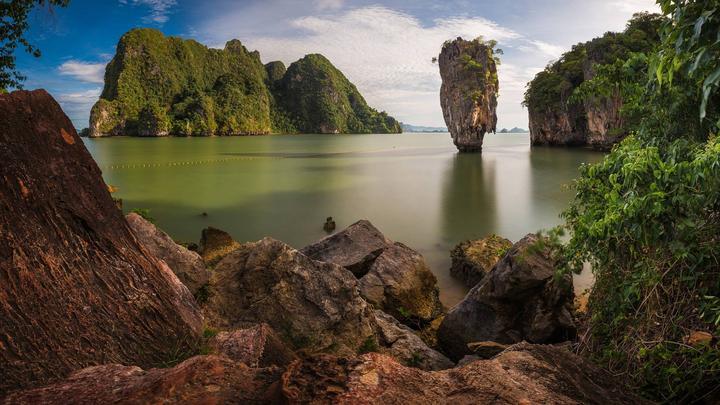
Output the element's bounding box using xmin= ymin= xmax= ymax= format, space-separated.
xmin=126 ymin=212 xmax=210 ymax=294
xmin=439 ymin=234 xmax=576 ymax=360
xmin=0 ymin=90 xmax=203 ymax=396
xmin=439 ymin=37 xmax=499 ymax=152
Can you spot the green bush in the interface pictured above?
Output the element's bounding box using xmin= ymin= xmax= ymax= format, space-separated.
xmin=555 ymin=4 xmax=720 ymax=402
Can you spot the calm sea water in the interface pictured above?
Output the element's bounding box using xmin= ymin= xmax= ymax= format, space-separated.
xmin=84 ymin=133 xmax=603 ymax=306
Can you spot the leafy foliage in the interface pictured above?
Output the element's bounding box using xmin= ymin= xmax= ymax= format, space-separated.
xmin=555 ymin=3 xmax=720 ymax=402
xmin=0 ymin=0 xmax=69 ymax=90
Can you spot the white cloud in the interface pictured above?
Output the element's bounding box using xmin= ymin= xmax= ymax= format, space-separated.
xmin=314 ymin=0 xmax=344 ymax=11
xmin=199 ymin=6 xmax=532 ymax=127
xmin=119 ymin=0 xmax=177 ymax=24
xmin=56 ymin=88 xmax=102 ymax=128
xmin=58 ymin=60 xmax=106 ymax=84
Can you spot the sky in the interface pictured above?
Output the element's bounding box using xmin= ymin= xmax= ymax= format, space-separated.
xmin=16 ymin=0 xmax=661 ymax=130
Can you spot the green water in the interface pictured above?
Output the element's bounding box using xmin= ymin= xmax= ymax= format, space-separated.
xmin=84 ymin=133 xmax=603 ymax=306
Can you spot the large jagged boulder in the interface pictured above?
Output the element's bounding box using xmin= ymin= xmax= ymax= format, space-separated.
xmin=204 ymin=237 xmax=377 ymax=356
xmin=438 ymin=37 xmax=499 ymax=152
xmin=0 ymin=90 xmax=203 ymax=395
xmin=203 ymin=237 xmax=449 ymax=370
xmin=282 ymin=343 xmax=650 ymax=404
xmin=301 ymin=219 xmax=390 ymax=277
xmin=208 ymin=324 xmax=296 ymax=368
xmin=450 ymin=234 xmax=512 ymax=288
xmin=438 ymin=234 xmax=576 ymax=361
xmin=126 ymin=213 xmax=209 ymax=294
xmin=301 ymin=220 xmax=443 ymax=326
xmin=3 ymin=356 xmax=284 ymax=404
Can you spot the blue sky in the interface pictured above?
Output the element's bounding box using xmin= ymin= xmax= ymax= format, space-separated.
xmin=17 ymin=0 xmax=660 ymax=130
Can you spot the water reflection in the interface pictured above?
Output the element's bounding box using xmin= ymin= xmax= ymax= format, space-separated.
xmin=85 ymin=133 xmax=603 ymax=307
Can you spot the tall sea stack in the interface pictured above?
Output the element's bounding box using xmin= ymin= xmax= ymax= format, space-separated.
xmin=439 ymin=37 xmax=499 ymax=152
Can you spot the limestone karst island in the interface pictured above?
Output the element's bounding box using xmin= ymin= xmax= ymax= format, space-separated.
xmin=1 ymin=2 xmax=718 ymax=404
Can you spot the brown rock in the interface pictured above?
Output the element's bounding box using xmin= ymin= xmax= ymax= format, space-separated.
xmin=281 ymin=343 xmax=649 ymax=404
xmin=439 ymin=37 xmax=499 ymax=152
xmin=450 ymin=234 xmax=512 ymax=288
xmin=467 ymin=341 xmax=508 ymax=359
xmin=438 ymin=234 xmax=576 ymax=360
xmin=372 ymin=310 xmax=453 ymax=371
xmin=301 ymin=219 xmax=390 ymax=277
xmin=359 ymin=242 xmax=443 ymax=325
xmin=4 ymin=356 xmax=283 ymax=404
xmin=126 ymin=212 xmax=210 ymax=294
xmin=205 ymin=237 xmax=377 ymax=356
xmin=198 ymin=226 xmax=241 ymax=266
xmin=303 ymin=220 xmax=443 ymax=327
xmin=208 ymin=324 xmax=297 ymax=367
xmin=0 ymin=90 xmax=203 ymax=395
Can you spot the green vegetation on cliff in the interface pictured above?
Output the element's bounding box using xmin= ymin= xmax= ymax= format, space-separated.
xmin=552 ymin=3 xmax=720 ymax=402
xmin=274 ymin=54 xmax=401 ymax=134
xmin=523 ymin=13 xmax=664 ymax=114
xmin=91 ymin=29 xmax=400 ymax=136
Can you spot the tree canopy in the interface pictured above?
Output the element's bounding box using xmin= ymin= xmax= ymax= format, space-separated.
xmin=0 ymin=0 xmax=69 ymax=90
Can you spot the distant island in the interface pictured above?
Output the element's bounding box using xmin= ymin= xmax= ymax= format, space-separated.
xmin=89 ymin=29 xmax=401 ymax=137
xmin=401 ymin=123 xmax=448 ymax=133
xmin=498 ymin=127 xmax=527 ymax=133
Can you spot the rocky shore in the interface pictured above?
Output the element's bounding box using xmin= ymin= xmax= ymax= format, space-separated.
xmin=0 ymin=90 xmax=647 ymax=403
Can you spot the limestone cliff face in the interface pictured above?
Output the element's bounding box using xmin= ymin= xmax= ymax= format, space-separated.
xmin=527 ymin=64 xmax=625 ymax=151
xmin=0 ymin=90 xmax=203 ymax=395
xmin=528 ymin=102 xmax=587 ymax=147
xmin=439 ymin=37 xmax=498 ymax=152
xmin=525 ymin=14 xmax=663 ymax=150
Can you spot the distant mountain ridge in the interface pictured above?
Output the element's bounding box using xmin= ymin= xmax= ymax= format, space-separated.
xmin=89 ymin=28 xmax=401 ymax=137
xmin=498 ymin=127 xmax=528 ymax=133
xmin=401 ymin=123 xmax=448 ymax=133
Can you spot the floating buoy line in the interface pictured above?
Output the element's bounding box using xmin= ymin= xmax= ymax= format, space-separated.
xmin=100 ymin=155 xmax=285 ymax=171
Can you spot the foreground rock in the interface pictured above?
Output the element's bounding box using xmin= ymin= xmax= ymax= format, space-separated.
xmin=204 ymin=237 xmax=449 ymax=370
xmin=205 ymin=237 xmax=377 ymax=356
xmin=372 ymin=310 xmax=453 ymax=371
xmin=198 ymin=226 xmax=241 ymax=265
xmin=439 ymin=234 xmax=576 ymax=360
xmin=302 ymin=220 xmax=443 ymax=326
xmin=450 ymin=234 xmax=512 ymax=287
xmin=126 ymin=213 xmax=210 ymax=294
xmin=0 ymin=90 xmax=203 ymax=395
xmin=282 ymin=343 xmax=649 ymax=404
xmin=9 ymin=343 xmax=646 ymax=404
xmin=439 ymin=37 xmax=499 ymax=152
xmin=208 ymin=324 xmax=297 ymax=368
xmin=4 ymin=356 xmax=284 ymax=404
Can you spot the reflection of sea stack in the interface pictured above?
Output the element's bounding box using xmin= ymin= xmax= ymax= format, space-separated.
xmin=323 ymin=217 xmax=336 ymax=233
xmin=439 ymin=37 xmax=499 ymax=152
